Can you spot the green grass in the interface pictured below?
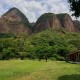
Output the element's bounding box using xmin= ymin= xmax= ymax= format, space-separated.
xmin=0 ymin=60 xmax=80 ymax=80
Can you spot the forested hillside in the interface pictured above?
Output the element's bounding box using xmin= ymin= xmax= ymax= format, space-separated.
xmin=0 ymin=28 xmax=80 ymax=61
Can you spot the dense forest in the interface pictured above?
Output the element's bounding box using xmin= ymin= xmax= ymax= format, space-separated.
xmin=0 ymin=28 xmax=80 ymax=61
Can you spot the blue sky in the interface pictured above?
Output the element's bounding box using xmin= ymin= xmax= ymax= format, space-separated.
xmin=0 ymin=0 xmax=80 ymax=22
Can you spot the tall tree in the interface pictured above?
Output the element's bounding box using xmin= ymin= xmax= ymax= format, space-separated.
xmin=68 ymin=0 xmax=80 ymax=17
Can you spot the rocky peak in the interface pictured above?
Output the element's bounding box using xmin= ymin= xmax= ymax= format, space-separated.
xmin=0 ymin=7 xmax=32 ymax=35
xmin=2 ymin=7 xmax=30 ymax=27
xmin=0 ymin=7 xmax=80 ymax=35
xmin=33 ymin=13 xmax=61 ymax=33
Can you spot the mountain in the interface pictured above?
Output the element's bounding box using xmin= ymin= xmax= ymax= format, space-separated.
xmin=0 ymin=7 xmax=31 ymax=35
xmin=0 ymin=7 xmax=80 ymax=35
xmin=33 ymin=13 xmax=61 ymax=33
xmin=33 ymin=13 xmax=77 ymax=33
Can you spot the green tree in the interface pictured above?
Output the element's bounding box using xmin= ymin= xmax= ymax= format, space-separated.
xmin=68 ymin=0 xmax=80 ymax=17
xmin=36 ymin=45 xmax=52 ymax=62
xmin=18 ymin=52 xmax=26 ymax=60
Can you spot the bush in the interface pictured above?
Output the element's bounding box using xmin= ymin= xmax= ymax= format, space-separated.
xmin=18 ymin=52 xmax=27 ymax=60
xmin=52 ymin=54 xmax=65 ymax=61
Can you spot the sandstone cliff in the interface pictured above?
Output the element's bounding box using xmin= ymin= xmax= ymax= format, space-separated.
xmin=33 ymin=13 xmax=61 ymax=33
xmin=0 ymin=7 xmax=31 ymax=35
xmin=57 ymin=13 xmax=75 ymax=32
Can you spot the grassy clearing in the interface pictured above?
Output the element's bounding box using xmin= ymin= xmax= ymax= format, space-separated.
xmin=0 ymin=60 xmax=80 ymax=80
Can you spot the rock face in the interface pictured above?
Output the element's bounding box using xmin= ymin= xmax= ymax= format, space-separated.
xmin=57 ymin=13 xmax=75 ymax=32
xmin=0 ymin=8 xmax=80 ymax=35
xmin=0 ymin=7 xmax=31 ymax=35
xmin=73 ymin=20 xmax=80 ymax=32
xmin=33 ymin=13 xmax=77 ymax=33
xmin=33 ymin=13 xmax=61 ymax=33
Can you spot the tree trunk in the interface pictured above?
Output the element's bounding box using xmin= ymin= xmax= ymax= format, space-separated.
xmin=45 ymin=57 xmax=47 ymax=62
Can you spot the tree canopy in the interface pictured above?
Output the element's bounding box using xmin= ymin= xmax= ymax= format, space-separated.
xmin=0 ymin=28 xmax=80 ymax=61
xmin=68 ymin=0 xmax=80 ymax=17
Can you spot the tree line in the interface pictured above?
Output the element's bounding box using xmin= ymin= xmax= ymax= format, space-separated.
xmin=0 ymin=28 xmax=80 ymax=61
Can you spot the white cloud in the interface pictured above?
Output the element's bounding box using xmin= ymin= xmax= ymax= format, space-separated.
xmin=0 ymin=0 xmax=80 ymax=22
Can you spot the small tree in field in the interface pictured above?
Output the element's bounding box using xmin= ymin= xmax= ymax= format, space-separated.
xmin=18 ymin=52 xmax=26 ymax=60
xmin=36 ymin=45 xmax=52 ymax=62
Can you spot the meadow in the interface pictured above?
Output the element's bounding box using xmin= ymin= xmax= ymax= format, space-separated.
xmin=0 ymin=60 xmax=80 ymax=80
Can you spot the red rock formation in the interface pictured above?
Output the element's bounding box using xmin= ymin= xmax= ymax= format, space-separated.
xmin=33 ymin=13 xmax=61 ymax=33
xmin=0 ymin=7 xmax=31 ymax=35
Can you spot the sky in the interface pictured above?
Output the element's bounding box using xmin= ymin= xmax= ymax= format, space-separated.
xmin=0 ymin=0 xmax=80 ymax=22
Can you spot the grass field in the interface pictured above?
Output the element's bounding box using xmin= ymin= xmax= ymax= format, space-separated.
xmin=0 ymin=60 xmax=80 ymax=80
